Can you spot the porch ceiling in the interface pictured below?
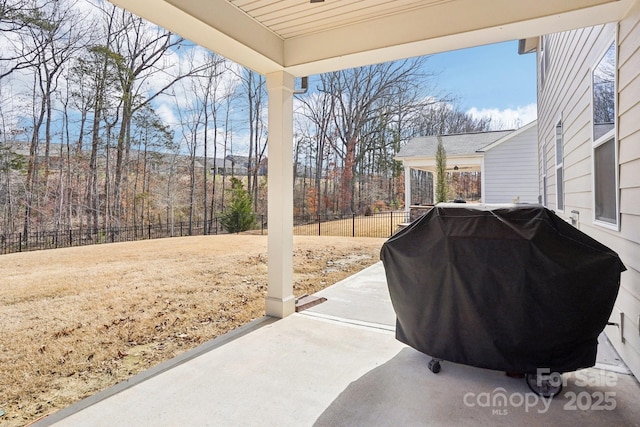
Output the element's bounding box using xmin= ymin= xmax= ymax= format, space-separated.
xmin=402 ymin=155 xmax=483 ymax=173
xmin=108 ymin=0 xmax=634 ymax=76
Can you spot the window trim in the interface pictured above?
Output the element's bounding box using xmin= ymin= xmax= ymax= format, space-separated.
xmin=591 ymin=35 xmax=620 ymax=231
xmin=541 ymin=143 xmax=548 ymax=206
xmin=555 ymin=119 xmax=564 ymax=213
xmin=540 ymin=36 xmax=548 ymax=89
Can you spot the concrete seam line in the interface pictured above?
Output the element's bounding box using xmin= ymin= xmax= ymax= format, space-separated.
xmin=299 ymin=310 xmax=395 ymax=332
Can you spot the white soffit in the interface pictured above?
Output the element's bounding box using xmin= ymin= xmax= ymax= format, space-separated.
xmin=109 ymin=0 xmax=635 ymax=76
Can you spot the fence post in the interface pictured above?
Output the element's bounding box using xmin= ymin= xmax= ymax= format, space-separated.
xmin=317 ymin=215 xmax=321 ymax=236
xmin=69 ymin=229 xmax=72 ymax=246
xmin=261 ymin=215 xmax=264 ymax=235
xmin=148 ymin=224 xmax=152 ymax=239
xmin=19 ymin=233 xmax=22 ymax=252
xmin=390 ymin=211 xmax=394 ymax=237
xmin=352 ymin=213 xmax=356 ymax=237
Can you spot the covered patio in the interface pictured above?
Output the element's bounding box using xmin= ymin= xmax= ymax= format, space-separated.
xmin=397 ymin=121 xmax=539 ymax=206
xmin=396 ymin=130 xmax=512 ymax=206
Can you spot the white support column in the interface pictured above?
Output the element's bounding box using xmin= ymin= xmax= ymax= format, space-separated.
xmin=265 ymin=71 xmax=296 ymax=318
xmin=404 ymin=165 xmax=411 ymax=214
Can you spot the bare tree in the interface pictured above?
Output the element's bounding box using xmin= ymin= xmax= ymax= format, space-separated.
xmin=318 ymin=58 xmax=431 ymax=213
xmin=70 ymin=4 xmax=123 ymax=233
xmin=237 ymin=69 xmax=267 ymax=211
xmin=0 ymin=0 xmax=62 ymax=79
xmin=16 ymin=0 xmax=89 ymax=236
xmin=410 ymin=101 xmax=492 ymax=136
xmin=130 ymin=104 xmax=173 ymax=229
xmin=296 ymin=88 xmax=336 ymax=215
xmin=104 ymin=4 xmax=211 ymax=225
xmin=195 ymin=52 xmax=228 ymax=233
xmin=0 ymin=107 xmax=26 ymax=234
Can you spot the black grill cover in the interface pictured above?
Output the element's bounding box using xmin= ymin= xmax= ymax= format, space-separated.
xmin=380 ymin=204 xmax=625 ymax=374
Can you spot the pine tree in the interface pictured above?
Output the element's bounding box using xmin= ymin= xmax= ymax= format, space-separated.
xmin=435 ymin=137 xmax=448 ymax=203
xmin=220 ymin=178 xmax=255 ymax=233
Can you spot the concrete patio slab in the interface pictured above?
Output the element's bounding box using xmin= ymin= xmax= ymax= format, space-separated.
xmin=304 ymin=262 xmax=396 ymax=328
xmin=35 ymin=262 xmax=640 ymax=427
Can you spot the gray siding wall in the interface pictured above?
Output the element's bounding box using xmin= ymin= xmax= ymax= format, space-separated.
xmin=538 ymin=3 xmax=640 ymax=377
xmin=483 ymin=125 xmax=538 ymax=204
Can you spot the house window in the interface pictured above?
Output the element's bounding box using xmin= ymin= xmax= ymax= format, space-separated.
xmin=594 ymin=139 xmax=616 ymax=223
xmin=555 ymin=121 xmax=564 ymax=212
xmin=592 ymin=40 xmax=618 ymax=227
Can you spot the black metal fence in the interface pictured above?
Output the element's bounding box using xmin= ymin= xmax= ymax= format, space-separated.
xmin=293 ymin=211 xmax=410 ymax=238
xmin=0 ymin=219 xmax=223 ymax=255
xmin=0 ymin=210 xmax=409 ymax=255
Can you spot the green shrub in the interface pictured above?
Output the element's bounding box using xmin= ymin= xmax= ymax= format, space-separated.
xmin=220 ymin=178 xmax=255 ymax=233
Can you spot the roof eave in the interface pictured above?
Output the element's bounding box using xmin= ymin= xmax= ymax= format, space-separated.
xmin=518 ymin=37 xmax=539 ymax=54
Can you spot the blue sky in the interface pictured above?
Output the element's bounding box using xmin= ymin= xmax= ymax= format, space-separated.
xmin=426 ymin=40 xmax=538 ymax=128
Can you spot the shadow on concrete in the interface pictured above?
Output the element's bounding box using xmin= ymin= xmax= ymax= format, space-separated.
xmin=314 ymin=347 xmax=640 ymax=427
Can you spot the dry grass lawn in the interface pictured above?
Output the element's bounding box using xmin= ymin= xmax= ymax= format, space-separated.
xmin=0 ymin=234 xmax=387 ymax=426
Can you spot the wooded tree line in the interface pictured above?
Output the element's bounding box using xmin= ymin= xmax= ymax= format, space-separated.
xmin=0 ymin=0 xmax=492 ymax=237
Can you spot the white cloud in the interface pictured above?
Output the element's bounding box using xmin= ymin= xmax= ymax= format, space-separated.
xmin=466 ymin=103 xmax=537 ymax=130
xmin=154 ymin=103 xmax=179 ymax=128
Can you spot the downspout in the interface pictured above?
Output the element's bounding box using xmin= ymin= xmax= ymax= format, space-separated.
xmin=294 ymin=76 xmax=309 ymax=95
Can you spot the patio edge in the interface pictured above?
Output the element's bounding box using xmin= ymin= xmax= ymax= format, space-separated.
xmin=31 ymin=315 xmax=277 ymax=426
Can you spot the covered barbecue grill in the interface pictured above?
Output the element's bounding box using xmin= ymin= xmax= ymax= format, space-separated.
xmin=380 ymin=204 xmax=625 ymax=380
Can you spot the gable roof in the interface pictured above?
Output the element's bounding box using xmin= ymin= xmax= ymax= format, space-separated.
xmin=477 ymin=120 xmax=537 ymax=152
xmin=397 ymin=130 xmax=514 ymax=159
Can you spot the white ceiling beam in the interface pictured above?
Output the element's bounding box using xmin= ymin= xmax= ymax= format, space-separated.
xmin=284 ymin=0 xmax=635 ymax=75
xmin=110 ymin=0 xmax=635 ymax=77
xmin=109 ymin=0 xmax=285 ymax=74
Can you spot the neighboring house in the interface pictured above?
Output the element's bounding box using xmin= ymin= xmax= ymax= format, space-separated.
xmin=224 ymin=155 xmax=250 ymax=176
xmin=211 ymin=155 xmax=268 ymax=176
xmin=396 ymin=121 xmax=538 ymax=206
xmin=479 ymin=121 xmax=539 ymax=204
xmin=520 ymin=2 xmax=640 ymax=378
xmin=208 ymin=157 xmax=238 ymax=176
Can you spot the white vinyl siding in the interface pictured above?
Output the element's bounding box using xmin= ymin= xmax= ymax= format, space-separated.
xmin=616 ymin=2 xmax=640 ymax=376
xmin=538 ymin=27 xmax=608 ymax=213
xmin=538 ymin=5 xmax=640 ymax=379
xmin=482 ymin=124 xmax=538 ymax=204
